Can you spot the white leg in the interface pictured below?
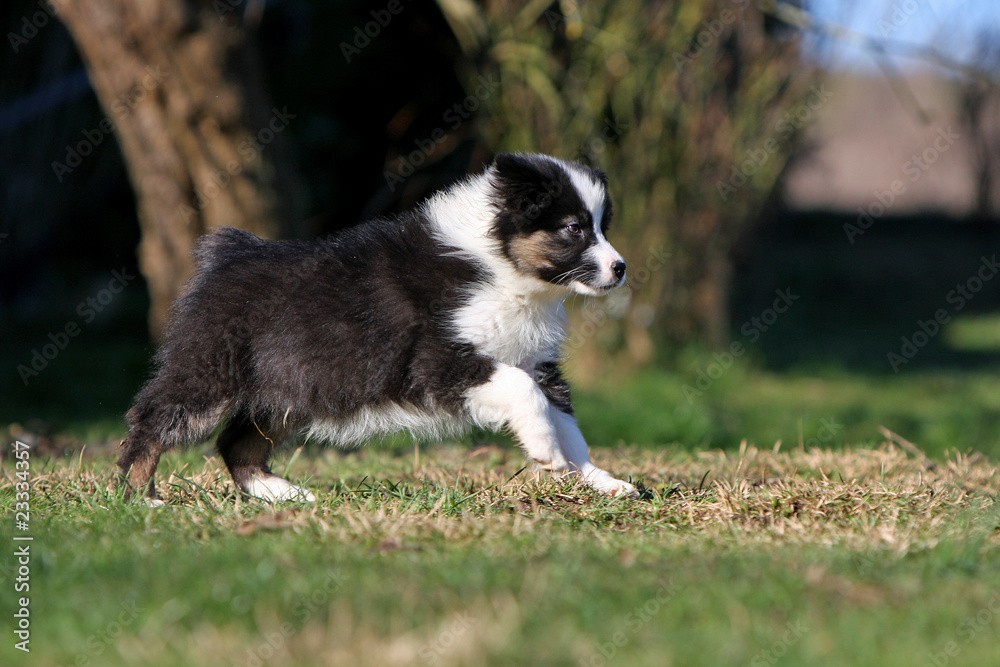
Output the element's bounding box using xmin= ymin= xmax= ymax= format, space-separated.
xmin=465 ymin=365 xmax=569 ymax=471
xmin=550 ymin=407 xmax=638 ymax=497
xmin=246 ymin=474 xmax=316 ymax=502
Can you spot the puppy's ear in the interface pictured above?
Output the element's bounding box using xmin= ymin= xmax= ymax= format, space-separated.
xmin=492 ymin=153 xmax=547 ymax=186
xmin=491 ymin=153 xmax=563 ymax=225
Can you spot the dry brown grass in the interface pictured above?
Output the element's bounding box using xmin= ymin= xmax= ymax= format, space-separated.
xmin=7 ymin=439 xmax=1000 ymax=667
xmin=24 ymin=438 xmax=1000 ymax=554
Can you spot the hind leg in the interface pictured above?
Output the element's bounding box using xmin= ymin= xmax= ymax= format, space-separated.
xmin=217 ymin=415 xmax=315 ymax=502
xmin=118 ymin=433 xmax=164 ymax=504
xmin=119 ymin=383 xmax=229 ymax=504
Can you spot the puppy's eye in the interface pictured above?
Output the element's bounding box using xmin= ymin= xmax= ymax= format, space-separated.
xmin=565 ymin=222 xmax=583 ymax=236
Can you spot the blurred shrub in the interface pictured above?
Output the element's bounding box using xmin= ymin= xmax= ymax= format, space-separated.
xmin=471 ymin=0 xmax=818 ymax=373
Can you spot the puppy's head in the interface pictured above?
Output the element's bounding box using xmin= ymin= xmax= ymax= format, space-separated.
xmin=489 ymin=153 xmax=626 ymax=296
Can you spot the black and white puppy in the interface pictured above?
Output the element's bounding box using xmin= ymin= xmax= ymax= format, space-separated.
xmin=119 ymin=153 xmax=638 ymax=503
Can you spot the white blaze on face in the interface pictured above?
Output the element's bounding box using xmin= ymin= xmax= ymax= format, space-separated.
xmin=586 ymin=203 xmax=626 ymax=286
xmin=563 ymin=164 xmax=626 ymax=292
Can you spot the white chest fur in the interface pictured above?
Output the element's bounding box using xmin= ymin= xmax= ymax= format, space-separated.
xmin=452 ymin=287 xmax=567 ymax=368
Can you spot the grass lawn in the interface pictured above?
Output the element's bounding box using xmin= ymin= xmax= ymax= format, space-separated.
xmin=2 ymin=438 xmax=999 ymax=666
xmin=4 ymin=329 xmax=1000 ymax=666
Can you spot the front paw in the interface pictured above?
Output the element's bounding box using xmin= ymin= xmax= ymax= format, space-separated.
xmin=582 ymin=468 xmax=639 ymax=498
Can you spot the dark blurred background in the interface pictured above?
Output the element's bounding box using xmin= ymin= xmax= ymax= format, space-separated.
xmin=1 ymin=0 xmax=999 ymax=456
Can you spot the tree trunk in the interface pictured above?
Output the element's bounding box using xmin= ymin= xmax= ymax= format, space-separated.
xmin=54 ymin=0 xmax=306 ymax=338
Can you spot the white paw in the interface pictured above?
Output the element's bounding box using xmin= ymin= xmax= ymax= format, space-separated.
xmin=246 ymin=475 xmax=316 ymax=502
xmin=143 ymin=497 xmax=166 ymax=508
xmin=581 ymin=468 xmax=639 ymax=498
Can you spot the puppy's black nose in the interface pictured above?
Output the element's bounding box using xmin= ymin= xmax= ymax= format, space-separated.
xmin=611 ymin=260 xmax=626 ymax=281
